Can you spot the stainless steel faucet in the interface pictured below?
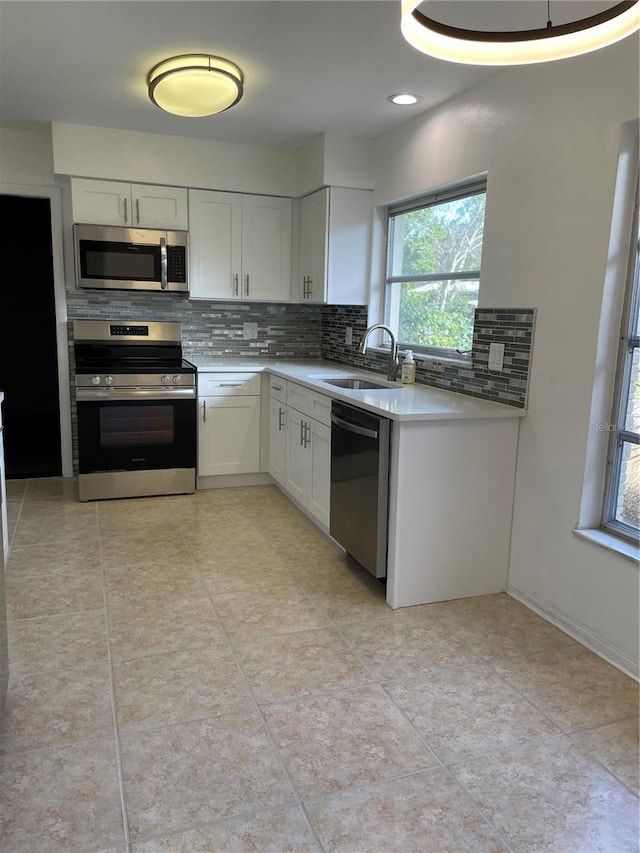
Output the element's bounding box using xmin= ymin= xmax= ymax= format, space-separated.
xmin=357 ymin=324 xmax=399 ymax=381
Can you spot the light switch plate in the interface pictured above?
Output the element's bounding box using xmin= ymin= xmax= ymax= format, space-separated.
xmin=488 ymin=342 xmax=505 ymax=371
xmin=243 ymin=322 xmax=258 ymax=340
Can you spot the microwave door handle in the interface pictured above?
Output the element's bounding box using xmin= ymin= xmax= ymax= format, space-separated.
xmin=160 ymin=237 xmax=168 ymax=290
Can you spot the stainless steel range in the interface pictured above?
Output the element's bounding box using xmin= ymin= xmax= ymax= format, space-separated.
xmin=73 ymin=320 xmax=197 ymax=502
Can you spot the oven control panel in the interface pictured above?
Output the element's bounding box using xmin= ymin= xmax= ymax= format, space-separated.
xmin=109 ymin=325 xmax=149 ymax=336
xmin=77 ymin=373 xmax=196 ymax=388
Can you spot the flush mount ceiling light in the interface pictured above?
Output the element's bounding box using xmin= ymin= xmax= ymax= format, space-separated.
xmin=387 ymin=93 xmax=423 ymax=105
xmin=147 ymin=54 xmax=244 ymax=117
xmin=401 ymin=0 xmax=640 ymax=65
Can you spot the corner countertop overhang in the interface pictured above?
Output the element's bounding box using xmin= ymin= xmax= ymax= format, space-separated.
xmin=188 ymin=358 xmax=526 ymax=422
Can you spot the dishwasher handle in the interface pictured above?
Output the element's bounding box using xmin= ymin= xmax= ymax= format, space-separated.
xmin=331 ymin=412 xmax=379 ymax=440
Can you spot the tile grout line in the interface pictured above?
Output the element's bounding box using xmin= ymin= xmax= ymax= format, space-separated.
xmin=174 ymin=500 xmax=327 ymax=853
xmin=484 ymin=652 xmax=640 ymax=742
xmin=96 ymin=498 xmax=133 ymax=853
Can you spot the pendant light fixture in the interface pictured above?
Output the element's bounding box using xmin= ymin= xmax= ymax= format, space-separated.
xmin=148 ymin=54 xmax=244 ymax=117
xmin=401 ymin=0 xmax=640 ymax=66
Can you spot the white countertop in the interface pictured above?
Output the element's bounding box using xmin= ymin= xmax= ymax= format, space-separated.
xmin=188 ymin=358 xmax=526 ymax=422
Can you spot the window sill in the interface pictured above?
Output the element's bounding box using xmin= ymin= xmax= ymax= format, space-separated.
xmin=367 ymin=346 xmax=472 ymax=369
xmin=417 ymin=352 xmax=472 ymax=369
xmin=573 ymin=527 xmax=639 ymax=564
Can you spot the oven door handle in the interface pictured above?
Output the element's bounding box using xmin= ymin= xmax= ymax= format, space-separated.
xmin=76 ymin=387 xmax=196 ymax=401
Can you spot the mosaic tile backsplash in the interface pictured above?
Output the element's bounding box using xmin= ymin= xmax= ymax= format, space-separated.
xmin=320 ymin=305 xmax=535 ymax=409
xmin=66 ymin=290 xmax=323 ymax=359
xmin=66 ymin=290 xmax=534 ymax=471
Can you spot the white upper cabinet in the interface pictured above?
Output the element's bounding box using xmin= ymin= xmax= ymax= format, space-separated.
xmin=71 ymin=178 xmax=188 ymax=229
xmin=297 ymin=186 xmax=372 ymax=304
xmin=129 ymin=184 xmax=189 ymax=230
xmin=189 ymin=189 xmax=292 ymax=302
xmin=189 ymin=190 xmax=243 ymax=300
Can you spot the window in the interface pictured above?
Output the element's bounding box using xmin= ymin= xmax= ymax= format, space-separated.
xmin=603 ymin=188 xmax=640 ymax=542
xmin=385 ymin=181 xmax=487 ymax=356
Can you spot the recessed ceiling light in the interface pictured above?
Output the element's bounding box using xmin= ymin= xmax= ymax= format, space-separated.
xmin=387 ymin=93 xmax=422 ymax=105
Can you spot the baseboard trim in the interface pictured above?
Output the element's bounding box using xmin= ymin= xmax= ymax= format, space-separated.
xmin=197 ymin=473 xmax=272 ymax=490
xmin=507 ymin=582 xmax=639 ymax=681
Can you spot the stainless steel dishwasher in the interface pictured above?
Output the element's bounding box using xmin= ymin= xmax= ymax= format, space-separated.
xmin=330 ymin=401 xmax=391 ymax=579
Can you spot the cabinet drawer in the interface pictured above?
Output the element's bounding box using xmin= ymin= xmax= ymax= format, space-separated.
xmin=197 ymin=372 xmax=260 ymax=396
xmin=308 ymin=391 xmax=331 ymax=426
xmin=286 ymin=381 xmax=331 ymax=425
xmin=269 ymin=375 xmax=287 ymax=402
xmin=287 ymin=381 xmax=311 ymax=415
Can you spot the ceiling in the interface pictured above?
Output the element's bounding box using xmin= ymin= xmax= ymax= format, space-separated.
xmin=0 ymin=1 xmax=621 ymax=150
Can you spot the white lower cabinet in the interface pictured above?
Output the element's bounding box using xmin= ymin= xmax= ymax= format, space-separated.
xmin=269 ymin=396 xmax=287 ymax=487
xmin=198 ymin=373 xmax=261 ymax=476
xmin=307 ymin=418 xmax=331 ymax=527
xmin=271 ymin=378 xmax=331 ymax=528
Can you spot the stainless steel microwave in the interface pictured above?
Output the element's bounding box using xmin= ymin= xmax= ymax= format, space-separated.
xmin=74 ymin=224 xmax=189 ymax=293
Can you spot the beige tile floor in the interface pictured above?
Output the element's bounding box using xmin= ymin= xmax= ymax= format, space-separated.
xmin=0 ymin=477 xmax=638 ymax=852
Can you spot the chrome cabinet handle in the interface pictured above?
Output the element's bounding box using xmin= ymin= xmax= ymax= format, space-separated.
xmin=303 ymin=422 xmax=311 ymax=448
xmin=202 ymin=400 xmax=206 ymax=423
xmin=278 ymin=407 xmax=285 ymax=431
xmin=233 ymin=273 xmax=239 ymax=296
xmin=218 ymin=382 xmax=243 ymax=387
xmin=272 ymin=384 xmax=282 ymax=392
xmin=306 ymin=277 xmax=312 ymax=298
xmin=135 ymin=198 xmax=140 ymax=224
xmin=123 ymin=197 xmax=128 ymax=223
xmin=245 ymin=274 xmax=250 ymax=296
xmin=299 ymin=420 xmax=304 ymax=446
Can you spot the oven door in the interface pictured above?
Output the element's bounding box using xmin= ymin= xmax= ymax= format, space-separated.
xmin=76 ymin=389 xmax=196 ymax=475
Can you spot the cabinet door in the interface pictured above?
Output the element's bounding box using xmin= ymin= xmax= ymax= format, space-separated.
xmin=325 ymin=187 xmax=372 ymax=305
xmin=299 ymin=189 xmax=326 ymax=302
xmin=71 ymin=178 xmax=131 ymax=226
xmin=241 ymin=195 xmax=292 ymax=302
xmin=189 ymin=190 xmax=242 ymax=300
xmin=130 ymin=184 xmax=188 ymax=230
xmin=198 ymin=396 xmax=260 ymax=476
xmin=269 ymin=398 xmax=287 ymax=487
xmin=309 ymin=419 xmax=330 ymax=527
xmin=284 ymin=408 xmax=310 ymax=505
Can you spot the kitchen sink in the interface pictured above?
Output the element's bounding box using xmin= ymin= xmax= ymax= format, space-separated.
xmin=319 ymin=377 xmax=396 ymax=390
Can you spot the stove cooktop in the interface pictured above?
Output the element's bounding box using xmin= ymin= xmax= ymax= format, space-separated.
xmin=74 ymin=358 xmax=196 ymax=375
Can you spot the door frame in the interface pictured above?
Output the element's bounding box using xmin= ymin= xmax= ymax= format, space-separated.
xmin=0 ymin=183 xmax=73 ymax=477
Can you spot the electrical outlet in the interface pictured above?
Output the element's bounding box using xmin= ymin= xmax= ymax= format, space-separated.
xmin=243 ymin=322 xmax=258 ymax=340
xmin=345 ymin=326 xmax=353 ymax=345
xmin=488 ymin=342 xmax=505 ymax=371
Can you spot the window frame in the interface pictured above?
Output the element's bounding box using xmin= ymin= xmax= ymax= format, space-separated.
xmin=384 ymin=179 xmax=487 ymax=360
xmin=602 ymin=181 xmax=640 ymax=543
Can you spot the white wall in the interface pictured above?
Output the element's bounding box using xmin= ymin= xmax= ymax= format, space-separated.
xmin=296 ymin=133 xmax=376 ymax=196
xmin=0 ymin=122 xmax=55 ymax=185
xmin=373 ymin=37 xmax=639 ymax=677
xmin=51 ymin=123 xmax=297 ymax=197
